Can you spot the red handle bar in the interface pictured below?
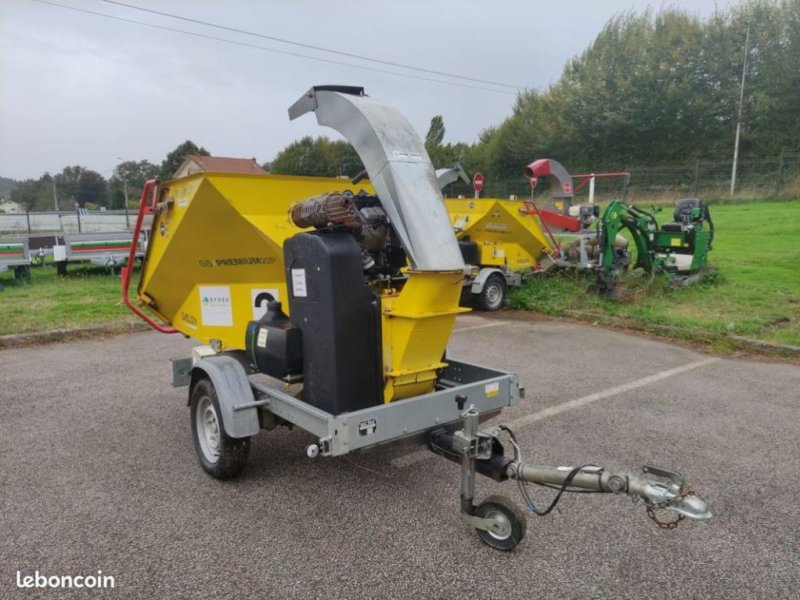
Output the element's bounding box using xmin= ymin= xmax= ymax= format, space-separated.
xmin=120 ymin=179 xmax=179 ymax=334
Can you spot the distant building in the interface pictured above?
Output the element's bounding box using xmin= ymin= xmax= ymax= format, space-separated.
xmin=0 ymin=200 xmax=22 ymax=214
xmin=174 ymin=155 xmax=267 ymax=179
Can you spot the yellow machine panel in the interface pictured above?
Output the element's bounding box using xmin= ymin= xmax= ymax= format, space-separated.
xmin=445 ymin=198 xmax=553 ymax=271
xmin=139 ymin=172 xmax=375 ymax=350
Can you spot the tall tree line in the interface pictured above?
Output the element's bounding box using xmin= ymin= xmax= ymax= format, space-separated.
xmin=271 ymin=0 xmax=800 ymax=180
xmin=8 ymin=140 xmax=209 ymax=211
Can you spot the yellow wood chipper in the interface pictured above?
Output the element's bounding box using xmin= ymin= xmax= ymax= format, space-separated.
xmin=122 ymin=85 xmax=711 ymax=550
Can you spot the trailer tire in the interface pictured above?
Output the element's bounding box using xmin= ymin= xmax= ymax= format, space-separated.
xmin=190 ymin=378 xmax=250 ymax=479
xmin=474 ymin=274 xmax=506 ymax=311
xmin=474 ymin=495 xmax=526 ymax=551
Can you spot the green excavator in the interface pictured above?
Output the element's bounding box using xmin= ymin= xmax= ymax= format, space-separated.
xmin=596 ymin=198 xmax=714 ymax=294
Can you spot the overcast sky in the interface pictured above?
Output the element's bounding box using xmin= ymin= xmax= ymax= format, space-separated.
xmin=1 ymin=0 xmax=736 ymax=180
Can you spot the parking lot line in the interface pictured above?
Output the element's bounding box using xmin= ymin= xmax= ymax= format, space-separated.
xmin=507 ymin=356 xmax=720 ymax=429
xmin=391 ymin=356 xmax=720 ymax=468
xmin=451 ymin=321 xmax=508 ymax=333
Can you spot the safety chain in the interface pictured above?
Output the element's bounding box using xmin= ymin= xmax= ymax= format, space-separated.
xmin=646 ymin=490 xmax=695 ymax=529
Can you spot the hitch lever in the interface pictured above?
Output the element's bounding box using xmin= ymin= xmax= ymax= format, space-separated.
xmin=642 ymin=464 xmax=684 ymax=487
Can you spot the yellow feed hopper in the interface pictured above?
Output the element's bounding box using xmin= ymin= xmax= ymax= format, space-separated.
xmin=137 ymin=172 xmax=374 ymax=350
xmin=446 ymin=197 xmax=553 ymax=271
xmin=440 ymin=196 xmax=554 ymax=310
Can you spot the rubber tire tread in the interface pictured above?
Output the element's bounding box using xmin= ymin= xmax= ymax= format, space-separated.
xmin=474 ymin=494 xmax=527 ymax=551
xmin=190 ymin=378 xmax=250 ymax=479
xmin=474 ymin=274 xmax=507 ymax=311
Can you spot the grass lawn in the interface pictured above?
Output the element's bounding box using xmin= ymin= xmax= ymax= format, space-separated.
xmin=510 ymin=200 xmax=800 ymax=350
xmin=0 ymin=262 xmax=139 ymax=335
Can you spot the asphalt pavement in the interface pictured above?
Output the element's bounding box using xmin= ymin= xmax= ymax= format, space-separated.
xmin=1 ymin=313 xmax=798 ymax=599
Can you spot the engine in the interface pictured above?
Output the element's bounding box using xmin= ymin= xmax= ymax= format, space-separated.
xmin=289 ymin=190 xmax=406 ymax=278
xmin=245 ymin=190 xmax=409 ymax=416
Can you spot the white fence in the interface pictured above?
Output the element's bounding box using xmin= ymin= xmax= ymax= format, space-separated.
xmin=0 ymin=210 xmax=137 ymax=234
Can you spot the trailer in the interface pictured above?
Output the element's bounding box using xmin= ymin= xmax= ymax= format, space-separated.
xmin=0 ymin=236 xmax=32 ymax=280
xmin=54 ymin=231 xmax=146 ymax=274
xmin=435 ymin=166 xmax=555 ymax=310
xmin=123 ymin=86 xmax=712 ymax=550
xmin=446 ymin=197 xmax=554 ymax=309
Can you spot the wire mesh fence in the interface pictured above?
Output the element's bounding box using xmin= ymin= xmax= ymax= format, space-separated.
xmin=443 ymin=154 xmax=800 ymax=204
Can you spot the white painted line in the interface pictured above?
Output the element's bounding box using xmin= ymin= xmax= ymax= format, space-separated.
xmin=452 ymin=321 xmax=508 ymax=333
xmin=391 ymin=356 xmax=720 ymax=469
xmin=508 ymin=357 xmax=720 ymax=430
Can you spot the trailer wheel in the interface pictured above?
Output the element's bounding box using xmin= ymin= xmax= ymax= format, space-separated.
xmin=474 ymin=274 xmax=507 ymax=311
xmin=474 ymin=495 xmax=526 ymax=551
xmin=190 ymin=378 xmax=250 ymax=479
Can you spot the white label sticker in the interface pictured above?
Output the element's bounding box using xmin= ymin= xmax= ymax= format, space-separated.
xmin=199 ymin=285 xmax=233 ymax=327
xmin=485 ymin=382 xmax=500 ymax=398
xmin=392 ymin=150 xmax=423 ymax=162
xmin=177 ymin=198 xmax=188 ymax=208
xmin=251 ymin=288 xmax=280 ymax=320
xmin=358 ymin=419 xmax=377 ymax=436
xmin=291 ymin=269 xmax=307 ymax=298
xmin=257 ymin=328 xmax=268 ymax=348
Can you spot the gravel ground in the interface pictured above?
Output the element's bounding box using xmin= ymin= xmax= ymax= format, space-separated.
xmin=1 ymin=314 xmax=798 ymax=599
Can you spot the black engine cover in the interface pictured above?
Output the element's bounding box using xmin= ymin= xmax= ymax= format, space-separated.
xmin=284 ymin=232 xmax=383 ymax=415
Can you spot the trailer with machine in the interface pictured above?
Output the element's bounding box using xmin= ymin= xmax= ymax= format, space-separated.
xmin=435 ymin=164 xmax=555 ymax=310
xmin=0 ymin=236 xmax=32 ymax=280
xmin=523 ymin=158 xmax=714 ymax=294
xmin=123 ymin=86 xmax=711 ymax=550
xmin=446 ymin=196 xmax=554 ymax=310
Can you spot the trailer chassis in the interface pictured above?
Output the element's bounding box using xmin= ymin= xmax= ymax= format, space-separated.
xmin=173 ymin=348 xmax=711 ymax=551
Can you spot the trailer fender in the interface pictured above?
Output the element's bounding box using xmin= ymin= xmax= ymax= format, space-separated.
xmin=188 ymin=356 xmax=260 ymax=439
xmin=471 ymin=268 xmax=506 ymax=294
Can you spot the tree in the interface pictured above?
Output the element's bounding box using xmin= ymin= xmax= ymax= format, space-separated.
xmin=10 ymin=177 xmax=50 ymax=211
xmin=270 ymin=137 xmax=329 ymax=176
xmin=0 ymin=176 xmax=17 ymax=197
xmin=75 ymin=170 xmax=108 ymax=207
xmin=425 ymin=115 xmax=446 ymax=147
xmin=160 ymin=140 xmax=210 ymax=179
xmin=320 ymin=139 xmax=364 ymax=177
xmin=270 ymin=136 xmax=364 ymax=178
xmin=473 ymin=1 xmax=800 ymax=176
xmin=109 ymin=160 xmax=159 ymax=209
xmin=54 ymin=165 xmax=84 ymax=206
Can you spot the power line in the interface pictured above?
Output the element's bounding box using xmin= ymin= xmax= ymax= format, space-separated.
xmin=29 ymin=0 xmax=517 ymax=96
xmin=96 ymin=0 xmax=523 ymax=91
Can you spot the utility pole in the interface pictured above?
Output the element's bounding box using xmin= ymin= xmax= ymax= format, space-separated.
xmin=730 ymin=25 xmax=750 ymax=197
xmin=117 ymin=157 xmax=130 ymax=228
xmin=123 ymin=178 xmax=130 ymax=228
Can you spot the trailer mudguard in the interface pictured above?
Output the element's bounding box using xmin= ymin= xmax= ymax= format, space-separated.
xmin=189 ymin=355 xmax=260 ymax=439
xmin=471 ymin=268 xmax=505 ymax=294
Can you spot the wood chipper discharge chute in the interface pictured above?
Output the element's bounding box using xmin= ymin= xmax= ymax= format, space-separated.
xmin=122 ymin=86 xmax=712 ymax=551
